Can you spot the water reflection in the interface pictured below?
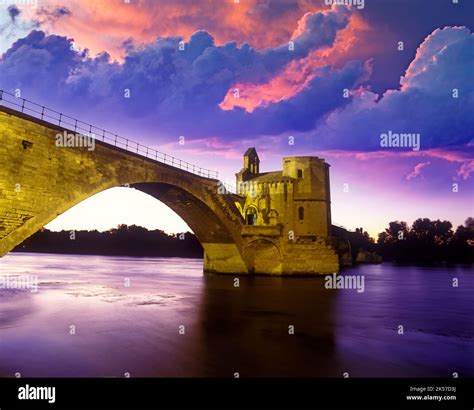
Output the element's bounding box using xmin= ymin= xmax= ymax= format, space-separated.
xmin=195 ymin=275 xmax=339 ymax=377
xmin=0 ymin=253 xmax=472 ymax=377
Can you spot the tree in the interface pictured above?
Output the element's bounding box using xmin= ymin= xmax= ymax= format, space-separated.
xmin=450 ymin=218 xmax=474 ymax=262
xmin=377 ymin=217 xmax=471 ymax=264
xmin=383 ymin=221 xmax=409 ymax=242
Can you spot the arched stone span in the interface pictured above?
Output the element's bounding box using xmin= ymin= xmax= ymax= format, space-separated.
xmin=242 ymin=239 xmax=282 ymax=274
xmin=132 ymin=182 xmax=248 ymax=273
xmin=0 ymin=103 xmax=341 ymax=275
xmin=133 ymin=183 xmax=235 ymax=244
xmin=0 ymin=107 xmax=248 ymax=273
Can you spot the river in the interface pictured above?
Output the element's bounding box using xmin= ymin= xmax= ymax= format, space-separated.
xmin=0 ymin=253 xmax=472 ymax=377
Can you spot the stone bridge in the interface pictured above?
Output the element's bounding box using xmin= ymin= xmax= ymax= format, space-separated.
xmin=0 ymin=91 xmax=339 ymax=275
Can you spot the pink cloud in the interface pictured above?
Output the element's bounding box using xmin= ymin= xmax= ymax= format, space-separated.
xmin=318 ymin=148 xmax=474 ymax=183
xmin=406 ymin=162 xmax=431 ymax=180
xmin=219 ymin=10 xmax=373 ymax=113
xmin=319 ymin=147 xmax=473 ymax=163
xmin=16 ymin=0 xmax=327 ymax=60
xmin=456 ymin=160 xmax=474 ymax=180
xmin=159 ymin=138 xmax=243 ymax=161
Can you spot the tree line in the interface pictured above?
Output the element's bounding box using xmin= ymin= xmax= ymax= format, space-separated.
xmin=13 ymin=218 xmax=473 ymax=264
xmin=340 ymin=217 xmax=473 ymax=264
xmin=13 ymin=224 xmax=203 ymax=258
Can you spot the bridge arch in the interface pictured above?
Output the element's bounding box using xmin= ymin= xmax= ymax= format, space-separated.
xmin=242 ymin=239 xmax=282 ymax=274
xmin=0 ymin=106 xmax=248 ymax=274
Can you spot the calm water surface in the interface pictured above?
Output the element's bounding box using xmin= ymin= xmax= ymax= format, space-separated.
xmin=0 ymin=253 xmax=472 ymax=377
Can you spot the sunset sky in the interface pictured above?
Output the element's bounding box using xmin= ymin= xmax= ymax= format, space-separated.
xmin=0 ymin=0 xmax=472 ymax=238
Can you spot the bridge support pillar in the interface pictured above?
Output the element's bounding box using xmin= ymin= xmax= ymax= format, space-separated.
xmin=202 ymin=243 xmax=249 ymax=274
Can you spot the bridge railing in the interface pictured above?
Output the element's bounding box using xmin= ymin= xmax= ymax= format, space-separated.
xmin=0 ymin=90 xmax=219 ymax=179
xmin=218 ymin=182 xmax=237 ymax=194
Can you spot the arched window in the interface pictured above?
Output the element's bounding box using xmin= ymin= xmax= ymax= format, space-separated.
xmin=246 ymin=207 xmax=257 ymax=225
xmin=298 ymin=206 xmax=304 ymax=221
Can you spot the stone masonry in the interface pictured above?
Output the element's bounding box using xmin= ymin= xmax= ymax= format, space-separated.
xmin=0 ymin=106 xmax=339 ymax=275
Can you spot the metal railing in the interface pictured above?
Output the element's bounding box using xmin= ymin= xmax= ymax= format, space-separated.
xmin=0 ymin=90 xmax=219 ymax=179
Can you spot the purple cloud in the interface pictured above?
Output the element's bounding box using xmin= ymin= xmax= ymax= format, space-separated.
xmin=312 ymin=27 xmax=474 ymax=151
xmin=0 ymin=30 xmax=83 ymax=91
xmin=0 ymin=6 xmax=360 ymax=140
xmin=0 ymin=16 xmax=472 ymax=156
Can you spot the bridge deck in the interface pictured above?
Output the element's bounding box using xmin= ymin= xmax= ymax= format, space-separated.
xmin=0 ymin=89 xmax=235 ymax=193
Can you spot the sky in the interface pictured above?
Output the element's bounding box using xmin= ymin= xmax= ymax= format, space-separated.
xmin=0 ymin=0 xmax=473 ymax=238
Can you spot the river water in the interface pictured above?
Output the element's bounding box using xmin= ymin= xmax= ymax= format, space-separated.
xmin=0 ymin=253 xmax=472 ymax=377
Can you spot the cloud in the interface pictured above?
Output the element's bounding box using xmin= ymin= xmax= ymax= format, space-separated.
xmin=401 ymin=26 xmax=472 ymax=91
xmin=0 ymin=30 xmax=83 ymax=91
xmin=456 ymin=160 xmax=474 ymax=181
xmin=7 ymin=0 xmax=323 ymax=59
xmin=0 ymin=6 xmax=366 ymax=140
xmin=0 ymin=12 xmax=472 ymax=160
xmin=319 ymin=145 xmax=474 ymax=163
xmin=219 ymin=10 xmax=369 ymax=113
xmin=312 ymin=27 xmax=474 ymax=151
xmin=406 ymin=162 xmax=431 ymax=180
xmin=7 ymin=5 xmax=20 ymax=21
xmin=35 ymin=6 xmax=71 ymax=25
xmin=0 ymin=5 xmax=38 ymax=53
xmin=314 ymin=145 xmax=474 ymax=185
